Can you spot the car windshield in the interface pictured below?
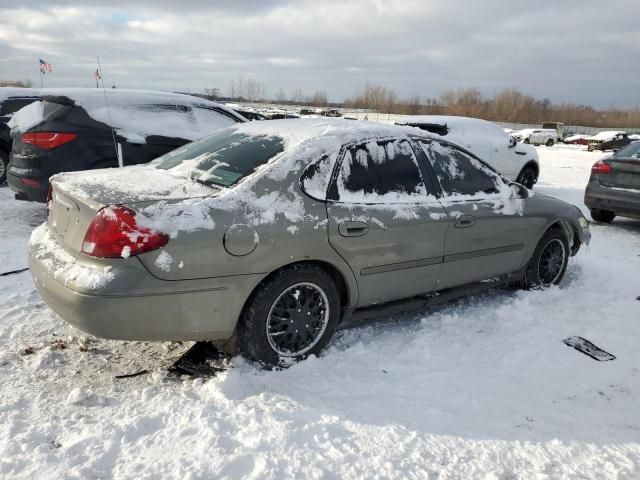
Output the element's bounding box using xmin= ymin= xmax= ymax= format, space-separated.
xmin=613 ymin=141 xmax=640 ymax=159
xmin=155 ymin=129 xmax=286 ymax=187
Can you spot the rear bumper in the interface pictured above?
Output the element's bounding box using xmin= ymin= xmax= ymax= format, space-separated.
xmin=7 ymin=167 xmax=48 ymax=202
xmin=585 ymin=181 xmax=640 ymax=219
xmin=28 ymin=223 xmax=264 ymax=341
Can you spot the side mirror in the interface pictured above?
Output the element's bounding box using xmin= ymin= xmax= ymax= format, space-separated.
xmin=510 ymin=182 xmax=529 ymax=199
xmin=508 ymin=136 xmax=517 ymax=148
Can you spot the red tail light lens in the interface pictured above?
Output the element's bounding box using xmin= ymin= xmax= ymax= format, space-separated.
xmin=591 ymin=160 xmax=612 ymax=174
xmin=81 ymin=206 xmax=169 ymax=258
xmin=21 ymin=132 xmax=77 ymax=150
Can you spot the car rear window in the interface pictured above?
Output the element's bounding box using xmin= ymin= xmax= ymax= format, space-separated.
xmin=613 ymin=141 xmax=640 ymax=159
xmin=155 ymin=129 xmax=285 ymax=187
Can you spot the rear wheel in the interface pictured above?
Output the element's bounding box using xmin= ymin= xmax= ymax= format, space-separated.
xmin=0 ymin=150 xmax=8 ymax=184
xmin=523 ymin=229 xmax=569 ymax=288
xmin=516 ymin=165 xmax=538 ymax=189
xmin=546 ymin=139 xmax=554 ymax=147
xmin=523 ymin=138 xmax=530 ymax=144
xmin=590 ymin=209 xmax=615 ymax=223
xmin=238 ymin=264 xmax=340 ymax=367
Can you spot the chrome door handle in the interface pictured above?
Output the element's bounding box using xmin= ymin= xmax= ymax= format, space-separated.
xmin=454 ymin=215 xmax=476 ymax=228
xmin=338 ymin=221 xmax=369 ymax=237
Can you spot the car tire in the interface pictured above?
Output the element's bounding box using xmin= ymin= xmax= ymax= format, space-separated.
xmin=546 ymin=139 xmax=554 ymax=147
xmin=0 ymin=149 xmax=8 ymax=185
xmin=523 ymin=138 xmax=530 ymax=144
xmin=516 ymin=165 xmax=538 ymax=189
xmin=590 ymin=209 xmax=615 ymax=223
xmin=238 ymin=264 xmax=341 ymax=367
xmin=523 ymin=229 xmax=570 ymax=289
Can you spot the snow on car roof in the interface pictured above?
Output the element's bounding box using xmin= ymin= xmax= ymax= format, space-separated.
xmin=587 ymin=130 xmax=626 ymax=141
xmin=9 ymin=88 xmax=243 ymax=142
xmin=0 ymin=87 xmax=41 ymax=103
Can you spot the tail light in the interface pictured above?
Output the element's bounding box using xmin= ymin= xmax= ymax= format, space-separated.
xmin=81 ymin=206 xmax=169 ymax=258
xmin=591 ymin=160 xmax=612 ymax=174
xmin=21 ymin=132 xmax=77 ymax=150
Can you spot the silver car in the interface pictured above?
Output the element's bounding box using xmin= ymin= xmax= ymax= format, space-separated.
xmin=29 ymin=119 xmax=590 ymax=366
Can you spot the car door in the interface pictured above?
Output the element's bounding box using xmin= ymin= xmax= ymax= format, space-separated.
xmin=416 ymin=139 xmax=534 ymax=290
xmin=325 ymin=137 xmax=450 ymax=307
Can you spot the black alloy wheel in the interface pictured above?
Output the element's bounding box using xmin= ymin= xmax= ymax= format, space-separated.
xmin=517 ymin=166 xmax=537 ymax=189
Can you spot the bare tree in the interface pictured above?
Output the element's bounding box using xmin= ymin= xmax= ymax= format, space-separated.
xmin=306 ymin=90 xmax=328 ymax=106
xmin=274 ymin=88 xmax=287 ymax=103
xmin=0 ymin=79 xmax=33 ymax=88
xmin=203 ymin=87 xmax=221 ymax=100
xmin=289 ymin=87 xmax=304 ymax=103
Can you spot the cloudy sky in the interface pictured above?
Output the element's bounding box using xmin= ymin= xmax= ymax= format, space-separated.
xmin=0 ymin=0 xmax=638 ymax=107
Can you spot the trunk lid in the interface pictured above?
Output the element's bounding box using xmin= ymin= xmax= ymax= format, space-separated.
xmin=601 ymin=158 xmax=640 ymax=191
xmin=49 ymin=165 xmax=215 ymax=251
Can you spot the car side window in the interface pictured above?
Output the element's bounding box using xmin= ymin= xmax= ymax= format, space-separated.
xmin=418 ymin=140 xmax=501 ymax=196
xmin=334 ymin=139 xmax=430 ymax=203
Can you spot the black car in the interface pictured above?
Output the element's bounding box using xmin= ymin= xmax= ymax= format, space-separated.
xmin=232 ymin=108 xmax=268 ymax=121
xmin=1 ymin=88 xmax=42 ymax=183
xmin=7 ymin=88 xmax=245 ymax=202
xmin=585 ymin=141 xmax=640 ymax=223
xmin=587 ymin=132 xmax=631 ymax=152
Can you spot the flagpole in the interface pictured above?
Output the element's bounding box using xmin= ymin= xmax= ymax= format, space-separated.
xmin=40 ymin=68 xmax=43 ymax=88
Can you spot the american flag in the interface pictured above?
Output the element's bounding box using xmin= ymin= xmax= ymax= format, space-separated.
xmin=39 ymin=58 xmax=52 ymax=74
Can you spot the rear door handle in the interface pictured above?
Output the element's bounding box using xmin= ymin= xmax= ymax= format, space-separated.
xmin=338 ymin=221 xmax=369 ymax=237
xmin=454 ymin=215 xmax=476 ymax=228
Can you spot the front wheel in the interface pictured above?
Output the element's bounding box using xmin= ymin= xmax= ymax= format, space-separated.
xmin=523 ymin=229 xmax=569 ymax=288
xmin=546 ymin=139 xmax=554 ymax=147
xmin=516 ymin=165 xmax=538 ymax=189
xmin=238 ymin=264 xmax=341 ymax=367
xmin=0 ymin=150 xmax=8 ymax=184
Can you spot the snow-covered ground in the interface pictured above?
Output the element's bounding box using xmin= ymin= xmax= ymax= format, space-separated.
xmin=1 ymin=145 xmax=639 ymax=479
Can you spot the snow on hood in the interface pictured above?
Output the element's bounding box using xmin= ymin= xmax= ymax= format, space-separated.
xmin=7 ymin=100 xmax=44 ymax=133
xmin=11 ymin=88 xmax=243 ymax=142
xmin=587 ymin=131 xmax=626 ymax=141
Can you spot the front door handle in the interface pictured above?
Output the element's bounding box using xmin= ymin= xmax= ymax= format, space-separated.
xmin=454 ymin=215 xmax=476 ymax=228
xmin=338 ymin=221 xmax=369 ymax=237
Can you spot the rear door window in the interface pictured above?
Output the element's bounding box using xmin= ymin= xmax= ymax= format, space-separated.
xmin=333 ymin=139 xmax=431 ymax=203
xmin=418 ymin=140 xmax=500 ymax=196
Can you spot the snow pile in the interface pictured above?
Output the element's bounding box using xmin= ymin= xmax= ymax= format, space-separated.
xmin=564 ymin=134 xmax=590 ymax=142
xmin=7 ymin=100 xmax=44 ymax=133
xmin=396 ymin=114 xmax=508 ymax=145
xmin=30 ymin=223 xmax=114 ymax=290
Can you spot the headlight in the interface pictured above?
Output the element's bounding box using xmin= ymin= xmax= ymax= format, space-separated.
xmin=579 ymin=216 xmax=589 ymax=229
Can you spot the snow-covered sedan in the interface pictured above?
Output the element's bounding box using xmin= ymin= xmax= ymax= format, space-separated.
xmin=29 ymin=119 xmax=590 ymax=367
xmin=395 ymin=116 xmax=540 ymax=188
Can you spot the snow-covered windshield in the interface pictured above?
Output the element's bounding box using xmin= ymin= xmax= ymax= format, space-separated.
xmin=155 ymin=129 xmax=285 ymax=187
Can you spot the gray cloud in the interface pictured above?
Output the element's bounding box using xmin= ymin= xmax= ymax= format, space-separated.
xmin=0 ymin=0 xmax=638 ymax=107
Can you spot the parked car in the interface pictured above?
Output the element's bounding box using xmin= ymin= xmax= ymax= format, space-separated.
xmin=7 ymin=88 xmax=245 ymax=202
xmin=231 ymin=108 xmax=268 ymax=121
xmin=513 ymin=128 xmax=557 ymax=146
xmin=29 ymin=119 xmax=589 ymax=367
xmin=584 ymin=141 xmax=640 ymax=223
xmin=563 ymin=134 xmax=591 ymax=145
xmin=395 ymin=116 xmax=540 ymax=188
xmin=587 ymin=131 xmax=631 ymax=152
xmin=542 ymin=122 xmax=565 ymax=142
xmin=0 ymin=87 xmax=41 ymax=183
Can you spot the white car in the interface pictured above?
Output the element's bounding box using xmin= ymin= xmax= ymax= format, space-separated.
xmin=395 ymin=115 xmax=540 ymax=188
xmin=513 ymin=128 xmax=556 ymax=147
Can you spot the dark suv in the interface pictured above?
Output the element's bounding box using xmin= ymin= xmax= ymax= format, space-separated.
xmin=7 ymin=88 xmax=245 ymax=202
xmin=1 ymin=88 xmax=42 ymax=183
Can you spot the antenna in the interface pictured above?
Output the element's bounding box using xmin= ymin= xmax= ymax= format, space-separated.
xmin=96 ymin=56 xmax=121 ymax=166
